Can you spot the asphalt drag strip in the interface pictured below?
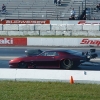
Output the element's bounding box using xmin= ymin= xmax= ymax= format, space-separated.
xmin=0 ymin=56 xmax=20 ymax=60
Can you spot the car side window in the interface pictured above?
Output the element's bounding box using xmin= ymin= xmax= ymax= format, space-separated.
xmin=40 ymin=52 xmax=47 ymax=56
xmin=47 ymin=52 xmax=59 ymax=56
xmin=40 ymin=51 xmax=59 ymax=56
xmin=46 ymin=52 xmax=56 ymax=56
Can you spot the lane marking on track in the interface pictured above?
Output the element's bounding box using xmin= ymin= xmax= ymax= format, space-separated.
xmin=90 ymin=58 xmax=100 ymax=61
xmin=0 ymin=47 xmax=100 ymax=50
xmin=82 ymin=62 xmax=100 ymax=66
xmin=0 ymin=57 xmax=100 ymax=60
xmin=0 ymin=56 xmax=19 ymax=60
xmin=0 ymin=56 xmax=19 ymax=58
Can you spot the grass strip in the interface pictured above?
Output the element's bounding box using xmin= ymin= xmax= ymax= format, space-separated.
xmin=0 ymin=81 xmax=100 ymax=100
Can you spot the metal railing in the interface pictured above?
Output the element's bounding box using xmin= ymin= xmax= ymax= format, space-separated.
xmin=0 ymin=10 xmax=69 ymax=20
xmin=1 ymin=1 xmax=99 ymax=20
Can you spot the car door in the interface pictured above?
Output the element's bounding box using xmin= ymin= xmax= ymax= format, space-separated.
xmin=35 ymin=51 xmax=59 ymax=68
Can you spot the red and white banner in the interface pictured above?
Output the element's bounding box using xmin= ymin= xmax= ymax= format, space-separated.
xmin=0 ymin=20 xmax=50 ymax=24
xmin=0 ymin=37 xmax=100 ymax=47
xmin=27 ymin=38 xmax=100 ymax=47
xmin=80 ymin=38 xmax=100 ymax=46
xmin=0 ymin=37 xmax=27 ymax=46
xmin=49 ymin=20 xmax=100 ymax=24
xmin=78 ymin=20 xmax=100 ymax=24
xmin=0 ymin=19 xmax=100 ymax=24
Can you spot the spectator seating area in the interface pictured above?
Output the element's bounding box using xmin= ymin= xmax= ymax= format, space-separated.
xmin=0 ymin=0 xmax=99 ymax=20
xmin=68 ymin=0 xmax=99 ymax=20
xmin=0 ymin=0 xmax=72 ymax=20
xmin=86 ymin=0 xmax=100 ymax=20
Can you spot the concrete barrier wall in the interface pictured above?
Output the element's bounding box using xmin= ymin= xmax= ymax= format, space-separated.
xmin=0 ymin=69 xmax=16 ymax=80
xmin=0 ymin=24 xmax=100 ymax=36
xmin=0 ymin=69 xmax=100 ymax=84
xmin=3 ymin=24 xmax=19 ymax=31
xmin=27 ymin=38 xmax=100 ymax=46
xmin=27 ymin=38 xmax=79 ymax=46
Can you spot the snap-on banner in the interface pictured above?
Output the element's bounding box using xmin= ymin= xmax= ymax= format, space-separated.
xmin=0 ymin=37 xmax=27 ymax=46
xmin=27 ymin=38 xmax=100 ymax=46
xmin=0 ymin=20 xmax=50 ymax=24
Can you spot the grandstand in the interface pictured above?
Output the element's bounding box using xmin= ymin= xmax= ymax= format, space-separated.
xmin=86 ymin=0 xmax=100 ymax=20
xmin=0 ymin=0 xmax=99 ymax=20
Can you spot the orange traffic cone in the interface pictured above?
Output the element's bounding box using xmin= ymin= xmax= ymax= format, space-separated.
xmin=70 ymin=76 xmax=74 ymax=84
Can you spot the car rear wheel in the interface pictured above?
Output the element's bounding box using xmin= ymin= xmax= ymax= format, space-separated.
xmin=60 ymin=59 xmax=73 ymax=70
xmin=18 ymin=62 xmax=28 ymax=68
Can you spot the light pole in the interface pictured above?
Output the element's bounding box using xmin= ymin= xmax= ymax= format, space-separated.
xmin=85 ymin=0 xmax=86 ymax=15
xmin=85 ymin=0 xmax=86 ymax=10
xmin=56 ymin=3 xmax=58 ymax=20
xmin=79 ymin=6 xmax=80 ymax=20
xmin=82 ymin=2 xmax=83 ymax=13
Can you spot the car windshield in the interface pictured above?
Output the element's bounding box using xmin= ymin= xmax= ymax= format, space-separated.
xmin=25 ymin=49 xmax=43 ymax=56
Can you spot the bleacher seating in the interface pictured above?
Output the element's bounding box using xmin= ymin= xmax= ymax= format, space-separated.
xmin=76 ymin=0 xmax=100 ymax=20
xmin=85 ymin=0 xmax=100 ymax=20
xmin=0 ymin=0 xmax=72 ymax=20
xmin=0 ymin=0 xmax=99 ymax=20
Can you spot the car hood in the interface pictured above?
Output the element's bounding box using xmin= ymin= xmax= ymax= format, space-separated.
xmin=66 ymin=50 xmax=84 ymax=57
xmin=10 ymin=56 xmax=29 ymax=62
xmin=71 ymin=52 xmax=84 ymax=57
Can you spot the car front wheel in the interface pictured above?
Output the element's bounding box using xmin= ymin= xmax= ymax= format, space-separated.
xmin=18 ymin=62 xmax=28 ymax=68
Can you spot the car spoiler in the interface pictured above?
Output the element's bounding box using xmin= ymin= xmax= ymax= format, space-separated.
xmin=82 ymin=49 xmax=96 ymax=55
xmin=90 ymin=49 xmax=96 ymax=52
xmin=82 ymin=48 xmax=97 ymax=60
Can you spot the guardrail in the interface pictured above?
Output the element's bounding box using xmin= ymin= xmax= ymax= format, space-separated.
xmin=0 ymin=69 xmax=100 ymax=84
